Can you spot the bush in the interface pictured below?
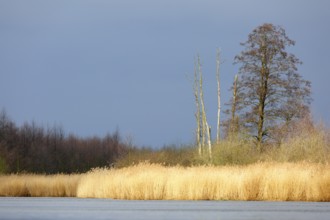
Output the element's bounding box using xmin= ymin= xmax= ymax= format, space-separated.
xmin=115 ymin=145 xmax=196 ymax=168
xmin=264 ymin=122 xmax=330 ymax=163
xmin=116 ymin=119 xmax=330 ymax=167
xmin=211 ymin=139 xmax=259 ymax=165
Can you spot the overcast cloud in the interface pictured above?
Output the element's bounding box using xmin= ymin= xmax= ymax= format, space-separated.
xmin=1 ymin=0 xmax=329 ymax=147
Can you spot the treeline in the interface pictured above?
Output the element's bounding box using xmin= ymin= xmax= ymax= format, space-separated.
xmin=1 ymin=109 xmax=329 ymax=174
xmin=0 ymin=111 xmax=128 ymax=174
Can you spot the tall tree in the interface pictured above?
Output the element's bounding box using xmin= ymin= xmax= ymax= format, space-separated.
xmin=223 ymin=74 xmax=246 ymax=139
xmin=216 ymin=48 xmax=221 ymax=144
xmin=234 ymin=23 xmax=311 ymax=150
xmin=193 ymin=55 xmax=212 ymax=159
xmin=198 ymin=56 xmax=212 ymax=159
xmin=193 ymin=57 xmax=202 ymax=155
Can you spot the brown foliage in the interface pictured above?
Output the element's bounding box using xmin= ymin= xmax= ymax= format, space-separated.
xmin=232 ymin=23 xmax=311 ymax=148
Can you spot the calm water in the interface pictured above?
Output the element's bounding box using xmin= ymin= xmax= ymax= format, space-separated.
xmin=0 ymin=197 xmax=329 ymax=220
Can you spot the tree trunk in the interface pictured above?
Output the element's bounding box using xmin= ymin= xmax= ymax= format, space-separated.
xmin=230 ymin=74 xmax=239 ymax=136
xmin=206 ymin=124 xmax=212 ymax=160
xmin=194 ymin=58 xmax=202 ymax=156
xmin=257 ymin=43 xmax=269 ymax=151
xmin=198 ymin=56 xmax=212 ymax=159
xmin=216 ymin=48 xmax=221 ymax=144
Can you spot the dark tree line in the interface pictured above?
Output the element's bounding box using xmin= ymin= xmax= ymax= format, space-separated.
xmin=0 ymin=110 xmax=128 ymax=174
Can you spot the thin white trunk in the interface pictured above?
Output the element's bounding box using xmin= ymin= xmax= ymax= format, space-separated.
xmin=194 ymin=58 xmax=202 ymax=156
xmin=216 ymin=48 xmax=221 ymax=144
xmin=198 ymin=55 xmax=212 ymax=159
xmin=206 ymin=123 xmax=212 ymax=160
xmin=198 ymin=56 xmax=205 ymax=148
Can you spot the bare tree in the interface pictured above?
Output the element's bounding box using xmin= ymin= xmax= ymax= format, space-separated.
xmin=216 ymin=48 xmax=221 ymax=144
xmin=223 ymin=74 xmax=245 ymax=139
xmin=227 ymin=74 xmax=240 ymax=137
xmin=234 ymin=23 xmax=311 ymax=151
xmin=198 ymin=59 xmax=212 ymax=159
xmin=193 ymin=57 xmax=202 ymax=155
xmin=193 ymin=55 xmax=212 ymax=159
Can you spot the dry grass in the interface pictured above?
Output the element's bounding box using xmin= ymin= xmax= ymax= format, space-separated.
xmin=0 ymin=174 xmax=80 ymax=197
xmin=272 ymin=129 xmax=329 ymax=163
xmin=1 ymin=162 xmax=330 ymax=201
xmin=77 ymin=162 xmax=330 ymax=201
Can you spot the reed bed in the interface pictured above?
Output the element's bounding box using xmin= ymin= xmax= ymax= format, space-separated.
xmin=1 ymin=163 xmax=330 ymax=201
xmin=0 ymin=174 xmax=80 ymax=197
xmin=77 ymin=162 xmax=330 ymax=201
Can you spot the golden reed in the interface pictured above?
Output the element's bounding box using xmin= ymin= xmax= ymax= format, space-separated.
xmin=1 ymin=163 xmax=330 ymax=201
xmin=0 ymin=174 xmax=80 ymax=197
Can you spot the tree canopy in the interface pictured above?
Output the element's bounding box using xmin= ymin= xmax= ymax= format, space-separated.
xmin=230 ymin=23 xmax=311 ymax=150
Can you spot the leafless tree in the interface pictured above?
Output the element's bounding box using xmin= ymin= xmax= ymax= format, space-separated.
xmin=216 ymin=48 xmax=221 ymax=144
xmin=193 ymin=55 xmax=212 ymax=159
xmin=234 ymin=23 xmax=312 ymax=151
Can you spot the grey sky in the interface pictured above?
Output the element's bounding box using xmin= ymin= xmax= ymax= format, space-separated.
xmin=1 ymin=0 xmax=329 ymax=147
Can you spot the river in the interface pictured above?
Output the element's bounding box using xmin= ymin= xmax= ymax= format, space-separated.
xmin=0 ymin=197 xmax=329 ymax=220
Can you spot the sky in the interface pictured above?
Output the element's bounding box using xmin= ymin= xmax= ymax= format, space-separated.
xmin=1 ymin=0 xmax=329 ymax=148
